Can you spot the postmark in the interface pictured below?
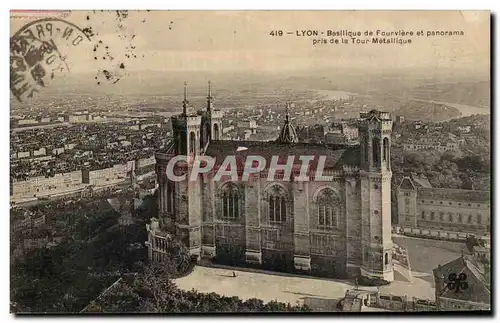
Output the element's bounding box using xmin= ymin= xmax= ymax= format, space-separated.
xmin=10 ymin=18 xmax=92 ymax=102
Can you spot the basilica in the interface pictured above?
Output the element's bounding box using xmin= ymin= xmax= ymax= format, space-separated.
xmin=146 ymin=82 xmax=395 ymax=281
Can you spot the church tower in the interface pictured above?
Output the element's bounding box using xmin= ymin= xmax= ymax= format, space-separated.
xmin=358 ymin=110 xmax=394 ymax=282
xmin=168 ymin=82 xmax=202 ymax=259
xmin=207 ymin=81 xmax=223 ymax=140
xmin=200 ymin=81 xmax=213 ymax=151
xmin=170 ymin=82 xmax=202 ymax=157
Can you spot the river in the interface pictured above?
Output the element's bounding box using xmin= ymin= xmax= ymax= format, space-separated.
xmin=313 ymin=89 xmax=356 ymax=101
xmin=408 ymin=98 xmax=490 ymax=119
xmin=312 ymin=89 xmax=489 ymax=120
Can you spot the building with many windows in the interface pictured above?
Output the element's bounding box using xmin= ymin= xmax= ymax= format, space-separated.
xmin=397 ymin=175 xmax=490 ymax=235
xmin=146 ymin=82 xmax=395 ymax=282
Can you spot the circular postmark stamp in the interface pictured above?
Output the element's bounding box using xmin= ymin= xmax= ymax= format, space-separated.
xmin=10 ymin=18 xmax=92 ymax=102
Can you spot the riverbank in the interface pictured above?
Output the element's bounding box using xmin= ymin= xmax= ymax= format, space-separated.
xmin=408 ymin=98 xmax=489 ymax=119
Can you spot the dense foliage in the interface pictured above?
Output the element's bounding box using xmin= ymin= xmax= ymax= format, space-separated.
xmin=12 ymin=212 xmax=132 ymax=312
xmin=84 ymin=262 xmax=310 ymax=313
xmin=391 ymin=147 xmax=490 ymax=190
xmin=391 ymin=114 xmax=491 ymax=190
xmin=11 ymin=201 xmax=149 ymax=313
xmin=356 ymin=275 xmax=390 ymax=287
xmin=11 ymin=194 xmax=309 ymax=313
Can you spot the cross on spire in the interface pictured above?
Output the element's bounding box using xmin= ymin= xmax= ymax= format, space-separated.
xmin=207 ymin=80 xmax=213 ymax=112
xmin=182 ymin=81 xmax=189 ymax=115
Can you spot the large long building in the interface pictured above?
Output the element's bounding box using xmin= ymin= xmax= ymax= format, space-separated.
xmin=397 ymin=175 xmax=490 ymax=235
xmin=146 ymin=83 xmax=395 ymax=282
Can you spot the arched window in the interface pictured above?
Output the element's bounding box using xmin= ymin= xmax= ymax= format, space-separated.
xmin=267 ymin=185 xmax=287 ymax=223
xmin=448 ymin=213 xmax=453 ymax=222
xmin=477 ymin=214 xmax=482 ymax=225
xmin=468 ymin=214 xmax=472 ymax=223
xmin=383 ymin=137 xmax=390 ymax=162
xmin=385 ymin=253 xmax=389 ymax=265
xmin=220 ymin=183 xmax=240 ymax=220
xmin=372 ymin=137 xmax=380 ymax=166
xmin=213 ymin=123 xmax=220 ymax=140
xmin=189 ymin=131 xmax=196 ymax=154
xmin=315 ymin=188 xmax=340 ymax=228
xmin=430 ymin=212 xmax=435 ymax=221
xmin=457 ymin=214 xmax=462 ymax=223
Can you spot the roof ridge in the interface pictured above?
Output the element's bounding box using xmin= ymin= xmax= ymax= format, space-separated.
xmin=419 ymin=187 xmax=490 ymax=193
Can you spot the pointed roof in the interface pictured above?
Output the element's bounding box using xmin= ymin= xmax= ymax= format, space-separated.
xmin=410 ymin=173 xmax=432 ymax=188
xmin=182 ymin=81 xmax=189 ymax=115
xmin=399 ymin=176 xmax=416 ymax=190
xmin=276 ymin=103 xmax=299 ymax=144
xmin=418 ymin=188 xmax=490 ymax=203
xmin=433 ymin=256 xmax=490 ymax=305
xmin=207 ymin=80 xmax=213 ymax=112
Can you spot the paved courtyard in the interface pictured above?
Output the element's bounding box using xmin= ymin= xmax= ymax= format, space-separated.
xmin=386 ymin=235 xmax=466 ymax=300
xmin=174 ymin=265 xmax=355 ymax=306
xmin=393 ymin=235 xmax=465 ymax=282
xmin=173 ymin=235 xmax=465 ymax=305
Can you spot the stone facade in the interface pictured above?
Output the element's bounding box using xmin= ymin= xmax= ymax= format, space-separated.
xmin=397 ymin=176 xmax=490 ymax=236
xmin=146 ymin=83 xmax=394 ymax=281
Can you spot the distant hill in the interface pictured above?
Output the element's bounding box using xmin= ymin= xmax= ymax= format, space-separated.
xmin=403 ymin=81 xmax=490 ymax=108
xmin=10 ymin=69 xmax=490 ymax=115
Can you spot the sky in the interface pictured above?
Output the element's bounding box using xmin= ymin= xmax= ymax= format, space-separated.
xmin=10 ymin=10 xmax=490 ymax=74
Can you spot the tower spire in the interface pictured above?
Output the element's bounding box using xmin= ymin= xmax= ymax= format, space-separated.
xmin=276 ymin=102 xmax=298 ymax=144
xmin=207 ymin=80 xmax=213 ymax=112
xmin=182 ymin=81 xmax=189 ymax=115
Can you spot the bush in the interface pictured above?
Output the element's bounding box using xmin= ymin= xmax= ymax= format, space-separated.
xmin=356 ymin=275 xmax=390 ymax=287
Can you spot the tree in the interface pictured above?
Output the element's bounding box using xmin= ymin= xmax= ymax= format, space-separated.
xmin=83 ymin=262 xmax=310 ymax=313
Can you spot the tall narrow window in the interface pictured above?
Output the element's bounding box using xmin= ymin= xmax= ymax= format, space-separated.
xmin=319 ymin=206 xmax=325 ymax=226
xmin=372 ymin=137 xmax=381 ymax=167
xmin=202 ymin=123 xmax=210 ymax=148
xmin=167 ymin=182 xmax=175 ymax=214
xmin=228 ymin=193 xmax=233 ymax=217
xmin=364 ymin=135 xmax=369 ymax=163
xmin=385 ymin=253 xmax=389 ymax=265
xmin=269 ymin=195 xmax=287 ymax=223
xmin=383 ymin=137 xmax=390 ymax=162
xmin=213 ymin=124 xmax=220 ymax=140
xmin=325 ymin=207 xmax=332 ymax=226
xmin=189 ymin=131 xmax=196 ymax=155
xmin=280 ymin=197 xmax=287 ymax=221
xmin=477 ymin=214 xmax=482 ymax=225
xmin=269 ymin=196 xmax=275 ymax=222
